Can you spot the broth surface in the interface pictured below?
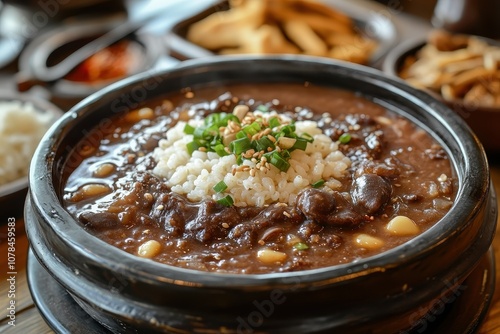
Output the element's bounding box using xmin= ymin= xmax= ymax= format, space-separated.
xmin=63 ymin=83 xmax=455 ymax=274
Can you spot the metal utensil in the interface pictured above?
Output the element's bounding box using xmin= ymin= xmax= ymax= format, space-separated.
xmin=32 ymin=18 xmax=152 ymax=83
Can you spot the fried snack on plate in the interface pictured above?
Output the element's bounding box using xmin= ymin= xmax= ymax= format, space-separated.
xmin=186 ymin=0 xmax=377 ymax=64
xmin=267 ymin=1 xmax=353 ymax=35
xmin=282 ymin=20 xmax=328 ymax=56
xmin=186 ymin=0 xmax=266 ymax=50
xmin=484 ymin=50 xmax=500 ymax=70
xmin=219 ymin=25 xmax=300 ymax=54
xmin=400 ymin=30 xmax=500 ymax=108
xmin=328 ymin=34 xmax=377 ymax=63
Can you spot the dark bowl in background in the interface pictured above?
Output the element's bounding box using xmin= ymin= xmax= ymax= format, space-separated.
xmin=25 ymin=56 xmax=497 ymax=333
xmin=17 ymin=19 xmax=163 ymax=111
xmin=382 ymin=36 xmax=500 ymax=154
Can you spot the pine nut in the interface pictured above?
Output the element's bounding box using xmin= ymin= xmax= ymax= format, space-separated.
xmin=257 ymin=248 xmax=287 ymax=264
xmin=386 ymin=216 xmax=420 ymax=236
xmin=355 ymin=234 xmax=384 ymax=249
xmin=93 ymin=163 xmax=115 ymax=178
xmin=81 ymin=184 xmax=110 ymax=197
xmin=124 ymin=107 xmax=154 ymax=123
xmin=138 ymin=240 xmax=161 ymax=258
xmin=233 ymin=105 xmax=249 ymax=121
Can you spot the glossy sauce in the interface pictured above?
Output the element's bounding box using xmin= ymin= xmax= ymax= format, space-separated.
xmin=63 ymin=83 xmax=455 ymax=274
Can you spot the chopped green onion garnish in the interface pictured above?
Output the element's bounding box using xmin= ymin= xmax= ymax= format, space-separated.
xmin=274 ymin=131 xmax=284 ymax=140
xmin=210 ymin=136 xmax=222 ymax=146
xmin=269 ymin=151 xmax=290 ymax=172
xmin=311 ymin=179 xmax=325 ymax=188
xmin=236 ymin=154 xmax=244 ymax=165
xmin=293 ymin=242 xmax=309 ymax=251
xmin=186 ymin=141 xmax=200 ymax=154
xmin=193 ymin=126 xmax=206 ymax=139
xmin=230 ymin=137 xmax=251 ymax=155
xmin=217 ymin=195 xmax=234 ymax=207
xmin=204 ymin=124 xmax=219 ymax=138
xmin=242 ymin=122 xmax=261 ymax=136
xmin=339 ymin=133 xmax=351 ymax=144
xmin=281 ymin=150 xmax=291 ymax=159
xmin=236 ymin=130 xmax=247 ymax=139
xmin=214 ymin=144 xmax=228 ymax=157
xmin=184 ymin=110 xmax=315 ymax=177
xmin=269 ymin=117 xmax=281 ymax=129
xmin=281 ymin=124 xmax=295 ymax=136
xmin=254 ymin=136 xmax=275 ymax=152
xmin=184 ymin=123 xmax=195 ymax=134
xmin=222 ymin=114 xmax=240 ymax=125
xmin=301 ymin=132 xmax=314 ymax=143
xmin=213 ymin=180 xmax=228 ymax=193
xmin=204 ymin=112 xmax=223 ymax=126
xmin=291 ymin=138 xmax=308 ymax=151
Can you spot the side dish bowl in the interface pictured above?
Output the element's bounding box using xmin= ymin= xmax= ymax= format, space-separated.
xmin=0 ymin=91 xmax=62 ymax=219
xmin=25 ymin=56 xmax=497 ymax=333
xmin=382 ymin=36 xmax=500 ymax=153
xmin=168 ymin=0 xmax=396 ymax=66
xmin=17 ymin=19 xmax=162 ymax=110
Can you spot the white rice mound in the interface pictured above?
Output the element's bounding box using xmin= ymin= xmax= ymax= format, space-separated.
xmin=0 ymin=101 xmax=54 ymax=185
xmin=153 ymin=116 xmax=352 ymax=207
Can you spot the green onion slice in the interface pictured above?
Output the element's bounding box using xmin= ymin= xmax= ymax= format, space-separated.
xmin=281 ymin=150 xmax=291 ymax=159
xmin=293 ymin=242 xmax=309 ymax=251
xmin=186 ymin=141 xmax=200 ymax=155
xmin=339 ymin=133 xmax=352 ymax=144
xmin=291 ymin=138 xmax=308 ymax=151
xmin=183 ymin=110 xmax=316 ymax=176
xmin=311 ymin=179 xmax=325 ymax=188
xmin=243 ymin=122 xmax=261 ymax=136
xmin=213 ymin=180 xmax=228 ymax=193
xmin=184 ymin=123 xmax=195 ymax=134
xmin=217 ymin=195 xmax=234 ymax=207
xmin=254 ymin=136 xmax=275 ymax=152
xmin=280 ymin=124 xmax=296 ymax=136
xmin=269 ymin=117 xmax=281 ymax=129
xmin=230 ymin=137 xmax=251 ymax=155
xmin=301 ymin=132 xmax=314 ymax=143
xmin=214 ymin=144 xmax=228 ymax=157
xmin=193 ymin=126 xmax=206 ymax=139
xmin=236 ymin=130 xmax=247 ymax=139
xmin=269 ymin=151 xmax=290 ymax=172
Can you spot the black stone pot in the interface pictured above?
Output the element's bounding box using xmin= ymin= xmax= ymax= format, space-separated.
xmin=25 ymin=56 xmax=497 ymax=333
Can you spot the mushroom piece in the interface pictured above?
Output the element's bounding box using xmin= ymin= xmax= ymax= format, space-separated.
xmin=351 ymin=174 xmax=392 ymax=215
xmin=296 ymin=188 xmax=367 ymax=226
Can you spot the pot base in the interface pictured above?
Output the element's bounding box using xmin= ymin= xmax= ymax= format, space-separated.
xmin=28 ymin=248 xmax=495 ymax=334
